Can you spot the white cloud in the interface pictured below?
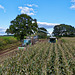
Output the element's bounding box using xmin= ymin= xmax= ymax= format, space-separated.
xmin=18 ymin=6 xmax=35 ymax=15
xmin=48 ymin=31 xmax=52 ymax=34
xmin=0 ymin=5 xmax=4 ymax=9
xmin=37 ymin=22 xmax=59 ymax=29
xmin=27 ymin=4 xmax=38 ymax=7
xmin=0 ymin=27 xmax=6 ymax=35
xmin=0 ymin=5 xmax=5 ymax=12
xmin=71 ymin=0 xmax=75 ymax=2
xmin=37 ymin=22 xmax=59 ymax=34
xmin=18 ymin=4 xmax=38 ymax=15
xmin=70 ymin=0 xmax=75 ymax=9
xmin=70 ymin=4 xmax=75 ymax=9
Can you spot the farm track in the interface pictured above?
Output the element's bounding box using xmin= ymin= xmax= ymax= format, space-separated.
xmin=0 ymin=43 xmax=22 ymax=64
xmin=0 ymin=43 xmax=21 ymax=56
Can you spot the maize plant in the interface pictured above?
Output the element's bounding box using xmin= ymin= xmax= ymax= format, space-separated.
xmin=0 ymin=37 xmax=75 ymax=75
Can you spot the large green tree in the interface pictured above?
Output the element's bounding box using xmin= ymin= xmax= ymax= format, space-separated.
xmin=6 ymin=14 xmax=38 ymax=40
xmin=53 ymin=24 xmax=75 ymax=36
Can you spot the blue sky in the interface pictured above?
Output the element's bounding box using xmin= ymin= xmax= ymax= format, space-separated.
xmin=0 ymin=0 xmax=75 ymax=35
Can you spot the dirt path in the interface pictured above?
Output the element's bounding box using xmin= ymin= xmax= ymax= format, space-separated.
xmin=0 ymin=44 xmax=22 ymax=64
xmin=0 ymin=49 xmax=17 ymax=63
xmin=0 ymin=44 xmax=21 ymax=55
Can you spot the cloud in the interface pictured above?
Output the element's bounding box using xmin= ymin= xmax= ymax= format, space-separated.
xmin=0 ymin=5 xmax=4 ymax=9
xmin=70 ymin=0 xmax=75 ymax=9
xmin=0 ymin=27 xmax=6 ymax=35
xmin=0 ymin=5 xmax=5 ymax=12
xmin=37 ymin=22 xmax=59 ymax=29
xmin=48 ymin=31 xmax=52 ymax=34
xmin=18 ymin=4 xmax=38 ymax=15
xmin=71 ymin=0 xmax=75 ymax=2
xmin=26 ymin=4 xmax=38 ymax=7
xmin=18 ymin=6 xmax=35 ymax=15
xmin=70 ymin=4 xmax=75 ymax=9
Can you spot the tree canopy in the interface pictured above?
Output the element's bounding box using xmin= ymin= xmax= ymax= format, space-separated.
xmin=38 ymin=27 xmax=47 ymax=39
xmin=6 ymin=14 xmax=38 ymax=40
xmin=53 ymin=24 xmax=75 ymax=37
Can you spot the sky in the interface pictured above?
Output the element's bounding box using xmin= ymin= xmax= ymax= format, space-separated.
xmin=0 ymin=0 xmax=75 ymax=35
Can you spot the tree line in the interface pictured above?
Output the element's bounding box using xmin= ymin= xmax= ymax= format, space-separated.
xmin=5 ymin=14 xmax=75 ymax=40
xmin=53 ymin=24 xmax=75 ymax=37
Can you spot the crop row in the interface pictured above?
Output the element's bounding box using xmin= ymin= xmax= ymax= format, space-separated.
xmin=0 ymin=40 xmax=75 ymax=75
xmin=60 ymin=43 xmax=74 ymax=74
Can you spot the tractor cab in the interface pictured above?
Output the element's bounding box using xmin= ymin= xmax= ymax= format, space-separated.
xmin=22 ymin=39 xmax=31 ymax=46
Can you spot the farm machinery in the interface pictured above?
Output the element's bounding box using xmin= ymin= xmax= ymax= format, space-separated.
xmin=18 ymin=39 xmax=31 ymax=50
xmin=49 ymin=37 xmax=57 ymax=43
xmin=18 ymin=36 xmax=38 ymax=50
xmin=39 ymin=30 xmax=57 ymax=43
xmin=18 ymin=30 xmax=57 ymax=50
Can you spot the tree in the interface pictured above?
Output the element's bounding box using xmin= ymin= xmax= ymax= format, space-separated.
xmin=6 ymin=14 xmax=38 ymax=40
xmin=38 ymin=27 xmax=47 ymax=39
xmin=53 ymin=24 xmax=75 ymax=36
xmin=5 ymin=29 xmax=10 ymax=35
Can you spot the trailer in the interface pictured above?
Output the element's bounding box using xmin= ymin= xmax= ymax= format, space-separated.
xmin=49 ymin=37 xmax=57 ymax=43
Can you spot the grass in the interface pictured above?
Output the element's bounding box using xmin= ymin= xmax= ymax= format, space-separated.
xmin=0 ymin=36 xmax=17 ymax=44
xmin=0 ymin=36 xmax=18 ymax=50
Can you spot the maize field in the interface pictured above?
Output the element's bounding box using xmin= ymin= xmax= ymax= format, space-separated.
xmin=0 ymin=37 xmax=75 ymax=75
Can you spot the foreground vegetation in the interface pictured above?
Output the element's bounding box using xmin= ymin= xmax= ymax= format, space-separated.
xmin=0 ymin=37 xmax=75 ymax=75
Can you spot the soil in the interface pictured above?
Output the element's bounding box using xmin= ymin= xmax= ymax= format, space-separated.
xmin=0 ymin=44 xmax=21 ymax=64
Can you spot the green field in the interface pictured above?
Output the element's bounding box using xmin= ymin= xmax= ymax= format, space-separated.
xmin=0 ymin=36 xmax=17 ymax=44
xmin=0 ymin=36 xmax=14 ymax=38
xmin=0 ymin=37 xmax=75 ymax=75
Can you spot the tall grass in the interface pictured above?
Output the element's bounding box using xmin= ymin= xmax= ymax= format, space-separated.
xmin=0 ymin=36 xmax=18 ymax=50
